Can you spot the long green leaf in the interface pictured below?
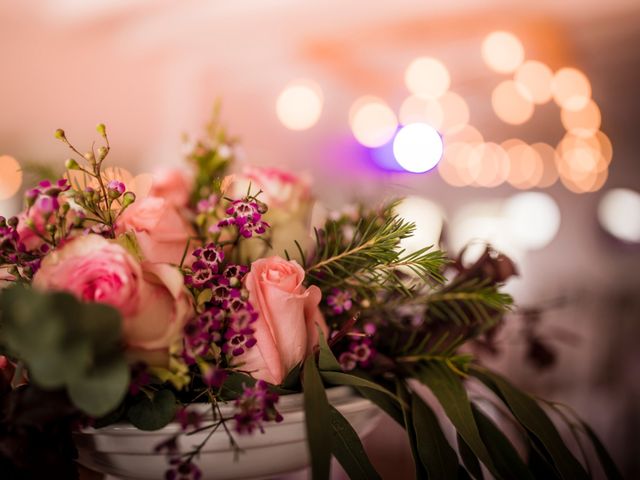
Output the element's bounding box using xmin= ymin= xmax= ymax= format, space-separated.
xmin=303 ymin=355 xmax=332 ymax=480
xmin=416 ymin=362 xmax=500 ymax=478
xmin=396 ymin=380 xmax=429 ymax=480
xmin=328 ymin=405 xmax=381 ymax=480
xmin=318 ymin=329 xmax=341 ymax=372
xmin=471 ymin=405 xmax=534 ymax=480
xmin=470 ymin=367 xmax=588 ymax=480
xmin=581 ymin=422 xmax=623 ymax=480
xmin=457 ymin=433 xmax=484 ymax=480
xmin=355 ymin=386 xmax=404 ymax=426
xmin=321 ymin=371 xmax=399 ymax=401
xmin=411 ymin=394 xmax=459 ymax=479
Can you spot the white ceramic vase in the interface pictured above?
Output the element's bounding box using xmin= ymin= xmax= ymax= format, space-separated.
xmin=74 ymin=386 xmax=381 ymax=480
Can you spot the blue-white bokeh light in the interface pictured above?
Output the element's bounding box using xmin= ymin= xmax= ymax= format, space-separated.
xmin=392 ymin=123 xmax=444 ymax=173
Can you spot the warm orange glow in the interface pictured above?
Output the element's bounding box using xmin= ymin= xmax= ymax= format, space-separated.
xmin=445 ymin=125 xmax=484 ymax=145
xmin=349 ymin=96 xmax=398 ymax=147
xmin=481 ymin=31 xmax=525 ymax=74
xmin=276 ymin=80 xmax=323 ymax=130
xmin=504 ymin=142 xmax=544 ymax=189
xmin=399 ymin=95 xmax=443 ymax=128
xmin=559 ymin=147 xmax=602 ymax=181
xmin=468 ymin=142 xmax=509 ymax=187
xmin=560 ymin=164 xmax=608 ymax=193
xmin=439 ymin=91 xmax=470 ymax=135
xmin=596 ymin=131 xmax=613 ymax=166
xmin=561 ymin=99 xmax=601 ymax=138
xmin=438 ymin=142 xmax=475 ymax=187
xmin=404 ymin=57 xmax=450 ymax=99
xmin=557 ymin=133 xmax=609 ymax=173
xmin=491 ymin=80 xmax=534 ymax=125
xmin=552 ymin=67 xmax=591 ymax=111
xmin=514 ymin=60 xmax=553 ymax=104
xmin=531 ymin=143 xmax=559 ymax=188
xmin=0 ymin=155 xmax=23 ymax=200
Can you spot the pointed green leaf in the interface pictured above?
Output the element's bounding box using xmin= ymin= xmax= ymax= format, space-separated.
xmin=321 ymin=371 xmax=399 ymax=401
xmin=416 ymin=362 xmax=499 ymax=478
xmin=458 ymin=433 xmax=484 ymax=480
xmin=396 ymin=381 xmax=429 ymax=480
xmin=318 ymin=329 xmax=341 ymax=372
xmin=354 ymin=386 xmax=404 ymax=426
xmin=581 ymin=422 xmax=623 ymax=480
xmin=471 ymin=405 xmax=534 ymax=480
xmin=329 ymin=405 xmax=381 ymax=480
xmin=470 ymin=367 xmax=588 ymax=480
xmin=303 ymin=355 xmax=332 ymax=480
xmin=411 ymin=394 xmax=459 ymax=480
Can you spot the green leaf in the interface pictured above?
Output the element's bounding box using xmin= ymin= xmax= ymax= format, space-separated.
xmin=281 ymin=362 xmax=302 ymax=390
xmin=581 ymin=422 xmax=623 ymax=480
xmin=318 ymin=329 xmax=341 ymax=372
xmin=411 ymin=394 xmax=459 ymax=480
xmin=321 ymin=371 xmax=399 ymax=401
xmin=127 ymin=389 xmax=177 ymax=431
xmin=396 ymin=380 xmax=429 ymax=480
xmin=470 ymin=367 xmax=588 ymax=480
xmin=68 ymin=357 xmax=130 ymax=417
xmin=471 ymin=405 xmax=534 ymax=480
xmin=457 ymin=433 xmax=484 ymax=480
xmin=329 ymin=405 xmax=381 ymax=480
xmin=302 ymin=355 xmax=332 ymax=480
xmin=416 ymin=362 xmax=499 ymax=478
xmin=354 ymin=386 xmax=404 ymax=426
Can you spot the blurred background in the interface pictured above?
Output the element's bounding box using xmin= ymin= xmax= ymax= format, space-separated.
xmin=1 ymin=1 xmax=639 ymax=478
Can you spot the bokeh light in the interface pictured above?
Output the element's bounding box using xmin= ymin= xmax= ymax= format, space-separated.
xmin=276 ymin=79 xmax=323 ymax=130
xmin=438 ymin=142 xmax=476 ymax=187
xmin=598 ymin=188 xmax=640 ymax=243
xmin=481 ymin=31 xmax=525 ymax=74
xmin=0 ymin=155 xmax=23 ymax=200
xmin=552 ymin=67 xmax=591 ymax=111
xmin=399 ymin=95 xmax=443 ymax=127
xmin=514 ymin=60 xmax=553 ymax=104
xmin=404 ymin=57 xmax=450 ymax=99
xmin=392 ymin=123 xmax=444 ymax=173
xmin=504 ymin=141 xmax=544 ymax=189
xmin=350 ymin=96 xmax=398 ymax=148
xmin=560 ymin=99 xmax=602 ymax=138
xmin=444 ymin=124 xmax=484 ymax=145
xmin=504 ymin=192 xmax=561 ymax=250
xmin=531 ymin=142 xmax=559 ymax=188
xmin=395 ymin=196 xmax=445 ymax=251
xmin=468 ymin=142 xmax=509 ymax=187
xmin=439 ymin=91 xmax=470 ymax=135
xmin=492 ymin=80 xmax=535 ymax=125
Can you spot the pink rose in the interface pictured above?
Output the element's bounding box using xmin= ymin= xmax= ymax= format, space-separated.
xmin=33 ymin=235 xmax=192 ymax=351
xmin=115 ymin=196 xmax=193 ymax=265
xmin=238 ymin=256 xmax=327 ymax=384
xmin=150 ymin=168 xmax=193 ymax=208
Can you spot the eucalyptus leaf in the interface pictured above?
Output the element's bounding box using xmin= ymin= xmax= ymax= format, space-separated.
xmin=318 ymin=329 xmax=341 ymax=372
xmin=581 ymin=422 xmax=623 ymax=480
xmin=127 ymin=389 xmax=177 ymax=431
xmin=354 ymin=386 xmax=404 ymax=426
xmin=321 ymin=371 xmax=399 ymax=401
xmin=68 ymin=357 xmax=130 ymax=417
xmin=329 ymin=405 xmax=381 ymax=480
xmin=457 ymin=432 xmax=484 ymax=480
xmin=416 ymin=362 xmax=499 ymax=478
xmin=396 ymin=380 xmax=429 ymax=480
xmin=302 ymin=355 xmax=332 ymax=480
xmin=411 ymin=393 xmax=459 ymax=480
xmin=470 ymin=367 xmax=589 ymax=480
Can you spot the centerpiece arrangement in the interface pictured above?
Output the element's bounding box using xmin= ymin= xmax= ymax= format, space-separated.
xmin=0 ymin=113 xmax=620 ymax=480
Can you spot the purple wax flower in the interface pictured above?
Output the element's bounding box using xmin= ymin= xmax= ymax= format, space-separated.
xmin=326 ymin=288 xmax=353 ymax=315
xmin=217 ymin=199 xmax=269 ymax=239
xmin=233 ymin=380 xmax=283 ymax=435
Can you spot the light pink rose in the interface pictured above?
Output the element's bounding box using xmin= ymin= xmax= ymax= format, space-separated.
xmin=149 ymin=168 xmax=193 ymax=208
xmin=238 ymin=256 xmax=328 ymax=384
xmin=32 ymin=235 xmax=192 ymax=351
xmin=115 ymin=196 xmax=193 ymax=265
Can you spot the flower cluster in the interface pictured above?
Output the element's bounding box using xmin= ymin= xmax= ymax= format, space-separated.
xmin=326 ymin=288 xmax=353 ymax=315
xmin=217 ymin=198 xmax=269 ymax=238
xmin=25 ymin=179 xmax=71 ymax=213
xmin=154 ymin=438 xmax=202 ymax=480
xmin=338 ymin=323 xmax=377 ymax=371
xmin=233 ymin=380 xmax=283 ymax=434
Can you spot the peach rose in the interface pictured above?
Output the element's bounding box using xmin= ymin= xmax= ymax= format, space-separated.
xmin=32 ymin=235 xmax=192 ymax=351
xmin=238 ymin=256 xmax=327 ymax=384
xmin=149 ymin=168 xmax=193 ymax=208
xmin=115 ymin=196 xmax=193 ymax=265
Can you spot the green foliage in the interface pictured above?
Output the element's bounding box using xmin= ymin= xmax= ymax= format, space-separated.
xmin=0 ymin=286 xmax=129 ymax=417
xmin=306 ymin=202 xmax=448 ymax=299
xmin=302 ymin=355 xmax=332 ymax=480
xmin=127 ymin=389 xmax=177 ymax=431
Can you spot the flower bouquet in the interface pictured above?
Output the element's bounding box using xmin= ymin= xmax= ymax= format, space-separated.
xmin=0 ymin=114 xmax=620 ymax=480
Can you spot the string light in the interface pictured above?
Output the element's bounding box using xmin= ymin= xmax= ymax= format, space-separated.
xmin=598 ymin=188 xmax=640 ymax=243
xmin=481 ymin=31 xmax=525 ymax=74
xmin=404 ymin=57 xmax=450 ymax=99
xmin=560 ymin=99 xmax=601 ymax=138
xmin=392 ymin=123 xmax=443 ymax=173
xmin=276 ymin=79 xmax=323 ymax=130
xmin=399 ymin=95 xmax=443 ymax=128
xmin=491 ymin=80 xmax=534 ymax=125
xmin=514 ymin=60 xmax=553 ymax=104
xmin=350 ymin=96 xmax=398 ymax=148
xmin=504 ymin=192 xmax=561 ymax=250
xmin=0 ymin=155 xmax=23 ymax=200
xmin=552 ymin=67 xmax=591 ymax=111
